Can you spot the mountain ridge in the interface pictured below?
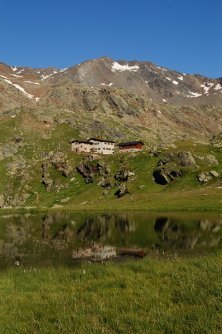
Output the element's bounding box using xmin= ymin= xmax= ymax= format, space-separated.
xmin=0 ymin=57 xmax=222 ymax=112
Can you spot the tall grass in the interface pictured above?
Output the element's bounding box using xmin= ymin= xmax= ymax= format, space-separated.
xmin=0 ymin=252 xmax=221 ymax=333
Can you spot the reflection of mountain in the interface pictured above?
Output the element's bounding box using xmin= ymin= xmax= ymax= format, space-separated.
xmin=0 ymin=213 xmax=221 ymax=267
xmin=77 ymin=214 xmax=136 ymax=242
xmin=42 ymin=214 xmax=77 ymax=251
xmin=154 ymin=217 xmax=222 ymax=251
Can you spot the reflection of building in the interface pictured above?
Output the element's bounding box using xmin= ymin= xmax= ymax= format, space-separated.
xmin=72 ymin=245 xmax=116 ymax=260
xmin=71 ymin=138 xmax=115 ymax=155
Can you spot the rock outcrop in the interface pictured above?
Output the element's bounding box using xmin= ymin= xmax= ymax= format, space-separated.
xmin=153 ymin=152 xmax=197 ymax=185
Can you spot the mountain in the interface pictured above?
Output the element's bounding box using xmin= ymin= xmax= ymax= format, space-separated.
xmin=0 ymin=56 xmax=222 ymax=145
xmin=0 ymin=57 xmax=222 ymax=209
xmin=0 ymin=57 xmax=222 ymax=110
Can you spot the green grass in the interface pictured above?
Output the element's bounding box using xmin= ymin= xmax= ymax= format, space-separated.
xmin=0 ymin=112 xmax=222 ymax=211
xmin=0 ymin=252 xmax=221 ymax=333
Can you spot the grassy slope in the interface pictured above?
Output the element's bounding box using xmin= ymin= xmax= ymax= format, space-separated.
xmin=0 ymin=252 xmax=221 ymax=333
xmin=0 ymin=112 xmax=222 ymax=211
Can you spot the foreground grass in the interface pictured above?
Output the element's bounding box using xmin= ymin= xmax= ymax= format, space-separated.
xmin=0 ymin=253 xmax=221 ymax=333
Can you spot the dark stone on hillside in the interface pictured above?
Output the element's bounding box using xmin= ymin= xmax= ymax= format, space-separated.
xmin=12 ymin=136 xmax=23 ymax=144
xmin=176 ymin=152 xmax=197 ymax=167
xmin=153 ymin=151 xmax=196 ymax=185
xmin=98 ymin=177 xmax=112 ymax=188
xmin=76 ymin=163 xmax=94 ymax=183
xmin=153 ymin=169 xmax=169 ymax=185
xmin=115 ymin=183 xmax=129 ymax=198
xmin=115 ymin=170 xmax=129 ymax=182
xmin=153 ymin=168 xmax=182 ymax=185
xmin=97 ymin=162 xmax=110 ymax=176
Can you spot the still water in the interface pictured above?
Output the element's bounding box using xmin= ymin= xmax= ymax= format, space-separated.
xmin=0 ymin=211 xmax=221 ymax=268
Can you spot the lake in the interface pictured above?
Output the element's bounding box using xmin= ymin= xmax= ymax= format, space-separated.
xmin=0 ymin=211 xmax=221 ymax=268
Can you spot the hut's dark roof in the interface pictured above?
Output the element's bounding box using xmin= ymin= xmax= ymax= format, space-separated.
xmin=118 ymin=141 xmax=144 ymax=147
xmin=70 ymin=140 xmax=92 ymax=144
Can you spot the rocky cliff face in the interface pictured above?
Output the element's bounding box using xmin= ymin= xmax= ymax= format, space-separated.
xmin=0 ymin=57 xmax=222 ymax=111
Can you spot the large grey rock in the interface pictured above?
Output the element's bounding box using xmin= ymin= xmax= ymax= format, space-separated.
xmin=115 ymin=183 xmax=129 ymax=198
xmin=210 ymin=170 xmax=219 ymax=178
xmin=83 ymin=90 xmax=100 ymax=111
xmin=76 ymin=162 xmax=94 ymax=183
xmin=198 ymin=170 xmax=219 ymax=183
xmin=153 ymin=151 xmax=197 ymax=185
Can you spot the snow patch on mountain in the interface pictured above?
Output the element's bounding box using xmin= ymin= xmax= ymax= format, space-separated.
xmin=10 ymin=74 xmax=23 ymax=78
xmin=111 ymin=62 xmax=139 ymax=72
xmin=178 ymin=76 xmax=183 ymax=81
xmin=101 ymin=82 xmax=113 ymax=86
xmin=201 ymin=82 xmax=214 ymax=94
xmin=187 ymin=91 xmax=202 ymax=98
xmin=16 ymin=69 xmax=24 ymax=75
xmin=157 ymin=66 xmax=167 ymax=72
xmin=214 ymin=84 xmax=222 ymax=91
xmin=24 ymin=81 xmax=40 ymax=85
xmin=41 ymin=74 xmax=53 ymax=80
xmin=4 ymin=79 xmax=34 ymax=99
xmin=173 ymin=80 xmax=178 ymax=85
xmin=11 ymin=66 xmax=18 ymax=72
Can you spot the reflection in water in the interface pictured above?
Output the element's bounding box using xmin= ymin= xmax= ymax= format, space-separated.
xmin=0 ymin=212 xmax=221 ymax=267
xmin=77 ymin=214 xmax=136 ymax=243
xmin=73 ymin=245 xmax=117 ymax=261
xmin=154 ymin=216 xmax=221 ymax=251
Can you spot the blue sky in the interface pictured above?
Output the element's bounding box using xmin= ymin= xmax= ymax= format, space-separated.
xmin=1 ymin=0 xmax=221 ymax=77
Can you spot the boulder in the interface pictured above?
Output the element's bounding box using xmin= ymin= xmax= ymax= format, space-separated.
xmin=115 ymin=184 xmax=129 ymax=198
xmin=83 ymin=90 xmax=100 ymax=111
xmin=153 ymin=151 xmax=196 ymax=185
xmin=153 ymin=168 xmax=182 ymax=185
xmin=177 ymin=152 xmax=197 ymax=168
xmin=198 ymin=170 xmax=220 ymax=183
xmin=197 ymin=172 xmax=212 ymax=183
xmin=210 ymin=170 xmax=219 ymax=178
xmin=76 ymin=162 xmax=94 ymax=183
xmin=97 ymin=177 xmax=112 ymax=188
xmin=114 ymin=169 xmax=135 ymax=182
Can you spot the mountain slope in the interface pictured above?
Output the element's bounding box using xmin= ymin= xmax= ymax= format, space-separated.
xmin=0 ymin=57 xmax=222 ymax=113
